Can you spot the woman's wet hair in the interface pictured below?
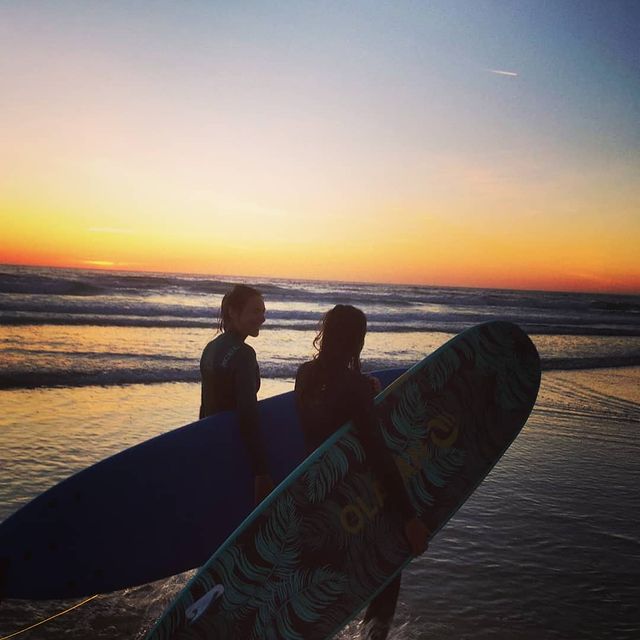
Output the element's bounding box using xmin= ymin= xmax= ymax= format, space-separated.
xmin=218 ymin=284 xmax=263 ymax=332
xmin=313 ymin=304 xmax=367 ymax=373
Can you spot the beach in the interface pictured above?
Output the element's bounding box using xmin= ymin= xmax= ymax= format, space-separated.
xmin=1 ymin=266 xmax=639 ymax=639
xmin=3 ymin=0 xmax=639 ymax=636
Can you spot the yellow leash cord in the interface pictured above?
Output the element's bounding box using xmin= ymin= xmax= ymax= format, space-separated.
xmin=0 ymin=594 xmax=99 ymax=639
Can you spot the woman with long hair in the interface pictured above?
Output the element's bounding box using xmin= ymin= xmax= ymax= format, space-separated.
xmin=200 ymin=284 xmax=274 ymax=505
xmin=295 ymin=304 xmax=428 ymax=640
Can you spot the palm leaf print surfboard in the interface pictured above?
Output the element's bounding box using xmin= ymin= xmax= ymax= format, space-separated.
xmin=146 ymin=321 xmax=540 ymax=640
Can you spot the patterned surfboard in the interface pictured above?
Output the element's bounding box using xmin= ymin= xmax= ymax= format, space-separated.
xmin=146 ymin=321 xmax=540 ymax=640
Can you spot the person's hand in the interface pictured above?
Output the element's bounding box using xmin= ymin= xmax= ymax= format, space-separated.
xmin=254 ymin=474 xmax=274 ymax=505
xmin=404 ymin=517 xmax=430 ymax=557
xmin=365 ymin=375 xmax=382 ymax=396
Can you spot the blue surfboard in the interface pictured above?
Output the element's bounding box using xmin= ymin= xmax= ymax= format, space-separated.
xmin=146 ymin=322 xmax=540 ymax=640
xmin=0 ymin=369 xmax=404 ymax=600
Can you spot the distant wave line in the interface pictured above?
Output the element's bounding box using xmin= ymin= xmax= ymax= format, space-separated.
xmin=2 ymin=314 xmax=640 ymax=336
xmin=2 ymin=356 xmax=640 ymax=390
xmin=1 ymin=348 xmax=195 ymax=362
xmin=2 ymin=271 xmax=639 ymax=314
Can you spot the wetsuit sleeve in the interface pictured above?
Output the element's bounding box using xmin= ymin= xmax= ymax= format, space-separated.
xmin=233 ymin=346 xmax=269 ymax=476
xmin=350 ymin=377 xmax=416 ymax=521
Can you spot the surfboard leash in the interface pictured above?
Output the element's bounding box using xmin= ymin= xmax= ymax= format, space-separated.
xmin=0 ymin=594 xmax=99 ymax=639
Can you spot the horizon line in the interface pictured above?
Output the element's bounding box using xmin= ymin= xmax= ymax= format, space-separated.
xmin=1 ymin=260 xmax=638 ymax=297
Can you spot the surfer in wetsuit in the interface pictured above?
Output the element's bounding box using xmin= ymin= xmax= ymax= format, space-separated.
xmin=200 ymin=284 xmax=274 ymax=505
xmin=295 ymin=304 xmax=429 ymax=640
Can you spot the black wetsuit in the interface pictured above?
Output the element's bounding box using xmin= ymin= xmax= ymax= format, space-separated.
xmin=295 ymin=360 xmax=415 ymax=640
xmin=200 ymin=331 xmax=267 ymax=476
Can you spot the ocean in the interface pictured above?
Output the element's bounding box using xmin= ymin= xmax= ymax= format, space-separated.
xmin=0 ymin=264 xmax=639 ymax=639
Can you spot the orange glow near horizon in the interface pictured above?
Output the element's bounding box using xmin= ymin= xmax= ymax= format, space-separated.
xmin=2 ymin=177 xmax=639 ymax=294
xmin=2 ymin=205 xmax=639 ymax=294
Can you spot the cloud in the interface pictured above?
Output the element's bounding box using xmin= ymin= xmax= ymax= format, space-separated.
xmin=81 ymin=259 xmax=133 ymax=268
xmin=487 ymin=68 xmax=519 ymax=77
xmin=82 ymin=260 xmax=117 ymax=266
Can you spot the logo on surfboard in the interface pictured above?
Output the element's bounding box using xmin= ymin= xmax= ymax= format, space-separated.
xmin=185 ymin=584 xmax=225 ymax=623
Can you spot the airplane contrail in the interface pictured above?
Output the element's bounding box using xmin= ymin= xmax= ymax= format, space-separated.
xmin=487 ymin=68 xmax=519 ymax=77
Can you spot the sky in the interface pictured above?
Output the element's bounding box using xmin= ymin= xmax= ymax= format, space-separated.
xmin=1 ymin=0 xmax=639 ymax=293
